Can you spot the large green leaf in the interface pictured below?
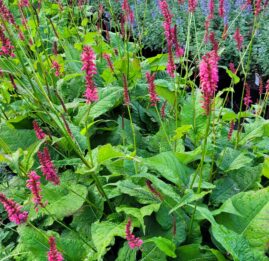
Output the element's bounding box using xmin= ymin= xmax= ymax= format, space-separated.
xmin=0 ymin=124 xmax=36 ymax=152
xmin=143 ymin=151 xmax=191 ymax=186
xmin=41 ymin=181 xmax=88 ymax=220
xmin=216 ymin=147 xmax=252 ymax=172
xmin=91 ymin=221 xmax=126 ymax=260
xmin=196 ymin=206 xmax=264 ymax=261
xmin=216 ymin=188 xmax=269 ymax=256
xmin=180 ymin=90 xmax=207 ymax=144
xmin=145 ymin=237 xmax=176 ymax=258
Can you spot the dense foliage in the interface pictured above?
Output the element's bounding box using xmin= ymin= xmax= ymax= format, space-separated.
xmin=0 ymin=0 xmax=269 ymax=260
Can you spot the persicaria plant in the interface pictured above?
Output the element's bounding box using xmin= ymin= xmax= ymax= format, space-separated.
xmin=0 ymin=0 xmax=269 ymax=260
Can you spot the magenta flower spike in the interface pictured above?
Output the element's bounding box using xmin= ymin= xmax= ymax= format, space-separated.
xmin=26 ymin=171 xmax=44 ymax=211
xmin=48 ymin=236 xmax=64 ymax=261
xmin=81 ymin=46 xmax=98 ymax=103
xmin=199 ymin=50 xmax=219 ymax=115
xmin=233 ymin=28 xmax=244 ymax=51
xmin=52 ymin=61 xmax=61 ymax=77
xmin=125 ymin=219 xmax=143 ymax=249
xmin=146 ymin=72 xmax=159 ymax=106
xmin=38 ymin=147 xmax=60 ymax=185
xmin=0 ymin=193 xmax=28 ymax=225
xmin=33 ymin=120 xmax=46 ymax=140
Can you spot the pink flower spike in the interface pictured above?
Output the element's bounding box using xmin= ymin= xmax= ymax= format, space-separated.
xmin=188 ymin=0 xmax=198 ymax=12
xmin=0 ymin=193 xmax=28 ymax=225
xmin=0 ymin=0 xmax=15 ymax=25
xmin=19 ymin=0 xmax=30 ymax=7
xmin=233 ymin=28 xmax=243 ymax=51
xmin=122 ymin=0 xmax=134 ymax=24
xmin=81 ymin=46 xmax=98 ymax=103
xmin=125 ymin=219 xmax=143 ymax=249
xmin=146 ymin=72 xmax=159 ymax=106
xmin=265 ymin=80 xmax=269 ymax=94
xmin=48 ymin=236 xmax=64 ymax=261
xmin=38 ymin=147 xmax=60 ymax=185
xmin=26 ymin=171 xmax=44 ymax=211
xmin=33 ymin=120 xmax=46 ymax=140
xmin=243 ymin=83 xmax=252 ymax=108
xmin=219 ymin=0 xmax=224 ymax=17
xmin=199 ymin=50 xmax=219 ymax=115
xmin=52 ymin=61 xmax=61 ymax=77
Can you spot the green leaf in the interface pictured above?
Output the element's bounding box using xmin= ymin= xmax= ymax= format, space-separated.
xmin=195 ymin=206 xmax=263 ymax=261
xmin=176 ymin=244 xmax=226 ymax=261
xmin=216 ymin=148 xmax=252 ymax=172
xmin=145 ymin=237 xmax=176 ymax=258
xmin=91 ymin=221 xmax=126 ymax=259
xmin=226 ymin=68 xmax=240 ymax=84
xmin=41 ymin=181 xmax=87 ymax=220
xmin=116 ymin=204 xmax=160 ymax=234
xmin=143 ymin=151 xmax=191 ymax=186
xmin=169 ymin=189 xmax=211 ymax=214
xmin=216 ymin=188 xmax=269 ymax=256
xmin=262 ymin=157 xmax=269 ymax=178
xmin=97 ymin=144 xmax=125 ymax=164
xmin=180 ymin=90 xmax=207 ymax=144
xmin=117 ymin=180 xmax=159 ymax=204
xmin=172 ymin=125 xmax=192 ymax=141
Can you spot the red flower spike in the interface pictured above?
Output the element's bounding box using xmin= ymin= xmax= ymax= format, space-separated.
xmin=81 ymin=46 xmax=98 ymax=103
xmin=26 ymin=171 xmax=45 ymax=211
xmin=48 ymin=236 xmax=64 ymax=261
xmin=233 ymin=28 xmax=244 ymax=51
xmin=199 ymin=51 xmax=219 ymax=115
xmin=33 ymin=120 xmax=46 ymax=140
xmin=0 ymin=193 xmax=28 ymax=225
xmin=38 ymin=147 xmax=60 ymax=185
xmin=125 ymin=219 xmax=143 ymax=249
xmin=146 ymin=72 xmax=159 ymax=106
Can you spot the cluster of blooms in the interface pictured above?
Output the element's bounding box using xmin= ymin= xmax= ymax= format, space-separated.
xmin=199 ymin=50 xmax=219 ymax=115
xmin=243 ymin=83 xmax=252 ymax=108
xmin=26 ymin=171 xmax=45 ymax=211
xmin=0 ymin=0 xmax=15 ymax=25
xmin=219 ymin=0 xmax=224 ymax=17
xmin=48 ymin=236 xmax=64 ymax=261
xmin=52 ymin=61 xmax=61 ymax=77
xmin=19 ymin=0 xmax=30 ymax=8
xmin=125 ymin=219 xmax=143 ymax=249
xmin=38 ymin=147 xmax=60 ymax=185
xmin=0 ymin=193 xmax=28 ymax=224
xmin=160 ymin=0 xmax=184 ymax=77
xmin=188 ymin=0 xmax=198 ymax=12
xmin=233 ymin=28 xmax=244 ymax=51
xmin=81 ymin=46 xmax=98 ymax=103
xmin=255 ymin=0 xmax=262 ymax=15
xmin=33 ymin=120 xmax=46 ymax=140
xmin=0 ymin=26 xmax=15 ymax=57
xmin=121 ymin=0 xmax=134 ymax=24
xmin=146 ymin=72 xmax=159 ymax=106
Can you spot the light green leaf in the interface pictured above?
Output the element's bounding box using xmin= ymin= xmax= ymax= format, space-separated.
xmin=216 ymin=188 xmax=269 ymax=256
xmin=143 ymin=151 xmax=191 ymax=186
xmin=91 ymin=221 xmax=126 ymax=260
xmin=172 ymin=125 xmax=192 ymax=141
xmin=42 ymin=181 xmax=88 ymax=220
xmin=217 ymin=148 xmax=252 ymax=172
xmin=145 ymin=237 xmax=176 ymax=258
xmin=97 ymin=144 xmax=125 ymax=164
